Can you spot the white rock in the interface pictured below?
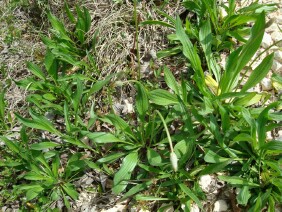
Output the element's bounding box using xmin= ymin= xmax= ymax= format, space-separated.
xmin=276 ymin=130 xmax=282 ymax=141
xmin=213 ymin=200 xmax=228 ymax=212
xmin=199 ymin=175 xmax=214 ymax=192
xmin=271 ymin=31 xmax=282 ymax=47
xmin=261 ymin=78 xmax=273 ymax=91
xmin=261 ymin=32 xmax=272 ymax=48
xmin=272 ymin=60 xmax=282 ymax=74
xmin=274 ymin=51 xmax=282 ymax=63
xmin=266 ymin=131 xmax=272 ymax=140
xmin=191 ymin=203 xmax=200 ymax=212
xmin=122 ymin=99 xmax=134 ymax=114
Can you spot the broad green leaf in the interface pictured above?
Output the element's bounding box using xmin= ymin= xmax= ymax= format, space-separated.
xmin=73 ymin=78 xmax=83 ymax=114
xmin=261 ymin=141 xmax=282 ymax=152
xmin=101 ymin=114 xmax=135 ymax=139
xmin=97 ymin=152 xmax=126 ymax=164
xmin=30 ymin=142 xmax=60 ymax=150
xmin=45 ymin=50 xmax=58 ymax=80
xmin=81 ymin=131 xmax=128 ymax=144
xmin=237 ymin=186 xmax=251 ymax=206
xmin=241 ymin=53 xmax=274 ymax=92
xmin=163 ymin=66 xmax=180 ymax=95
xmin=52 ymin=154 xmax=60 ymax=178
xmin=175 ymin=17 xmax=205 ymax=90
xmin=16 ymin=112 xmax=59 ymax=135
xmin=121 ymin=180 xmax=153 ymax=201
xmin=204 ymin=150 xmax=230 ymax=163
xmin=200 ymin=160 xmax=231 ymax=175
xmin=234 ymin=93 xmax=263 ymax=107
xmin=218 ymin=176 xmax=260 ymax=187
xmin=149 ymin=89 xmax=178 ymax=105
xmin=257 ymin=102 xmax=280 ymax=149
xmin=64 ymin=2 xmax=76 ymax=23
xmin=47 ymin=12 xmax=72 ymax=42
xmin=135 ymin=82 xmax=149 ymax=119
xmin=26 ymin=187 xmax=44 ymax=201
xmin=113 ymin=152 xmax=138 ymax=194
xmin=156 ymin=46 xmax=182 ymax=59
xmin=140 ymin=20 xmax=174 ymax=29
xmin=179 ymin=183 xmax=203 ymax=209
xmin=26 ymin=62 xmax=45 ymax=80
xmin=62 ymin=183 xmax=79 ymax=200
xmin=24 ymin=172 xmax=49 ymax=181
xmin=87 ymin=73 xmax=115 ymax=98
xmin=64 ymin=102 xmax=72 ymax=132
xmin=147 ymin=148 xmax=162 ymax=166
xmin=174 ymin=138 xmax=194 ymax=167
xmin=199 ymin=20 xmax=220 ymax=82
xmin=220 ymin=12 xmax=265 ymax=93
xmin=0 ymin=136 xmax=20 ymax=153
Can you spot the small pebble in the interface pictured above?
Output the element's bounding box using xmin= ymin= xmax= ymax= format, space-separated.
xmin=199 ymin=175 xmax=214 ymax=192
xmin=274 ymin=51 xmax=282 ymax=63
xmin=261 ymin=32 xmax=272 ymax=48
xmin=213 ymin=200 xmax=228 ymax=212
xmin=261 ymin=78 xmax=272 ymax=91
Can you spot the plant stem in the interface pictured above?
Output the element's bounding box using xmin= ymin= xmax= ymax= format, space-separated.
xmin=155 ymin=110 xmax=174 ymax=153
xmin=133 ymin=0 xmax=141 ymax=80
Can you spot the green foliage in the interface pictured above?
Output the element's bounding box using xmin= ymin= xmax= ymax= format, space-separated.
xmin=1 ymin=0 xmax=282 ymax=211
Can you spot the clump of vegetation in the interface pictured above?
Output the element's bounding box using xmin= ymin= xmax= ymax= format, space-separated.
xmin=0 ymin=0 xmax=282 ymax=211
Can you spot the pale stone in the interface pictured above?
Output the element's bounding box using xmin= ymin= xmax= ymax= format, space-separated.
xmin=261 ymin=32 xmax=272 ymax=48
xmin=276 ymin=130 xmax=282 ymax=141
xmin=272 ymin=60 xmax=282 ymax=74
xmin=261 ymin=78 xmax=273 ymax=91
xmin=271 ymin=31 xmax=282 ymax=47
xmin=199 ymin=175 xmax=214 ymax=192
xmin=213 ymin=200 xmax=228 ymax=212
xmin=274 ymin=51 xmax=282 ymax=63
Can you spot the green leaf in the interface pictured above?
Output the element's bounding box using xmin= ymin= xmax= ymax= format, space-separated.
xmin=30 ymin=142 xmax=60 ymax=150
xmin=237 ymin=186 xmax=251 ymax=206
xmin=175 ymin=17 xmax=205 ymax=90
xmin=0 ymin=136 xmax=20 ymax=154
xmin=62 ymin=183 xmax=79 ymax=200
xmin=218 ymin=176 xmax=260 ymax=187
xmin=257 ymin=102 xmax=280 ymax=148
xmin=87 ymin=73 xmax=115 ymax=98
xmin=64 ymin=2 xmax=76 ymax=23
xmin=113 ymin=152 xmax=138 ymax=194
xmin=200 ymin=160 xmax=231 ymax=175
xmin=204 ymin=150 xmax=230 ymax=163
xmin=174 ymin=138 xmax=194 ymax=167
xmin=241 ymin=53 xmax=274 ymax=92
xmin=135 ymin=82 xmax=149 ymax=119
xmin=15 ymin=111 xmax=59 ymax=135
xmin=97 ymin=152 xmax=126 ymax=164
xmin=220 ymin=12 xmax=265 ymax=93
xmin=82 ymin=131 xmax=128 ymax=144
xmin=45 ymin=50 xmax=58 ymax=80
xmin=147 ymin=148 xmax=162 ymax=166
xmin=73 ymin=78 xmax=83 ymax=114
xmin=26 ymin=62 xmax=45 ymax=80
xmin=149 ymin=89 xmax=178 ymax=106
xmin=261 ymin=141 xmax=282 ymax=152
xmin=199 ymin=20 xmax=220 ymax=82
xmin=102 ymin=114 xmax=135 ymax=139
xmin=163 ymin=66 xmax=180 ymax=95
xmin=179 ymin=183 xmax=203 ymax=209
xmin=47 ymin=12 xmax=72 ymax=42
xmin=24 ymin=172 xmax=49 ymax=181
xmin=121 ymin=180 xmax=153 ymax=201
xmin=26 ymin=187 xmax=44 ymax=201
